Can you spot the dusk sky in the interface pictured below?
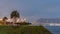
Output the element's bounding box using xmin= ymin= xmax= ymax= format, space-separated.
xmin=0 ymin=0 xmax=60 ymax=22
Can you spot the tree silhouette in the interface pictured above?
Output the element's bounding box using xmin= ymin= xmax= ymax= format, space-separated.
xmin=10 ymin=10 xmax=20 ymax=23
xmin=3 ymin=17 xmax=8 ymax=21
xmin=10 ymin=10 xmax=20 ymax=18
xmin=2 ymin=17 xmax=8 ymax=25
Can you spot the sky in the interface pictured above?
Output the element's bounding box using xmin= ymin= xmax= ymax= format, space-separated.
xmin=0 ymin=0 xmax=60 ymax=22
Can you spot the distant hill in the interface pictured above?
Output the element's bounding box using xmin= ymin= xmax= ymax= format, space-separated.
xmin=0 ymin=26 xmax=52 ymax=34
xmin=37 ymin=18 xmax=60 ymax=23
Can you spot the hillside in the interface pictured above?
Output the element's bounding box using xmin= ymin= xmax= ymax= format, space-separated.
xmin=0 ymin=25 xmax=52 ymax=34
xmin=37 ymin=18 xmax=60 ymax=23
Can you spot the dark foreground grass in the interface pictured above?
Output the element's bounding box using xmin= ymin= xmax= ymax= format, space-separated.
xmin=0 ymin=25 xmax=52 ymax=34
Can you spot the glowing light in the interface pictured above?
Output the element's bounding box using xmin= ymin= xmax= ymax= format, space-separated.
xmin=6 ymin=19 xmax=10 ymax=22
xmin=16 ymin=19 xmax=20 ymax=22
xmin=21 ymin=18 xmax=27 ymax=22
xmin=0 ymin=18 xmax=3 ymax=21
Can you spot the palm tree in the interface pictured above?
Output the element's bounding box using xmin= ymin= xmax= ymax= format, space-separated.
xmin=10 ymin=10 xmax=20 ymax=23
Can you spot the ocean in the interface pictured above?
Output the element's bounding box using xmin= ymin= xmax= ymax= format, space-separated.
xmin=44 ymin=26 xmax=60 ymax=34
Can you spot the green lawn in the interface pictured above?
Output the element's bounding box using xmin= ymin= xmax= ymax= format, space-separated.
xmin=0 ymin=25 xmax=52 ymax=34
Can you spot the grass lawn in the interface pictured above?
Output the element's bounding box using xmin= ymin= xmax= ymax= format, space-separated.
xmin=0 ymin=25 xmax=52 ymax=34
